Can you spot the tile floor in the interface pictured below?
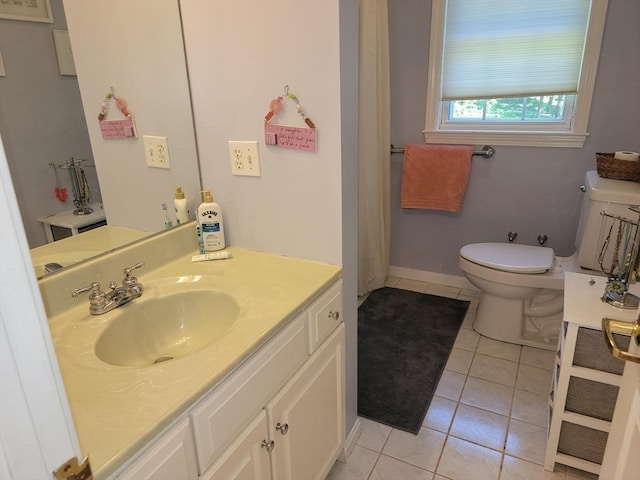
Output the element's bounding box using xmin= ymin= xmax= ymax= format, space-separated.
xmin=327 ymin=276 xmax=598 ymax=480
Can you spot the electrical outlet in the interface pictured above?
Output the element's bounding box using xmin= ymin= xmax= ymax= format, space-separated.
xmin=143 ymin=135 xmax=171 ymax=169
xmin=229 ymin=140 xmax=260 ymax=177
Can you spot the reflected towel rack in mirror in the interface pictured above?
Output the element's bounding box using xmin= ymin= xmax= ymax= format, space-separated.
xmin=390 ymin=144 xmax=495 ymax=158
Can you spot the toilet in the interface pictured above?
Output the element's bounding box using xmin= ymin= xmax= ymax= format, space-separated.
xmin=459 ymin=171 xmax=640 ymax=350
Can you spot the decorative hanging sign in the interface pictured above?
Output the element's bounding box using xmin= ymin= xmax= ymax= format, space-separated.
xmin=97 ymin=87 xmax=137 ymax=139
xmin=264 ymin=85 xmax=317 ymax=152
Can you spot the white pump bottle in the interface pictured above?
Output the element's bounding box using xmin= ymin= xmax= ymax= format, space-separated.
xmin=197 ymin=190 xmax=225 ymax=251
xmin=174 ymin=186 xmax=190 ymax=225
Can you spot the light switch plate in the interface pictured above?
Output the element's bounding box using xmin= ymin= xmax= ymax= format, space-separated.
xmin=229 ymin=141 xmax=261 ymax=177
xmin=143 ymin=135 xmax=171 ymax=169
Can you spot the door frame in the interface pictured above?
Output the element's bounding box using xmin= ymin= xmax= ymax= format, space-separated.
xmin=0 ymin=137 xmax=80 ymax=479
xmin=599 ymin=337 xmax=640 ymax=479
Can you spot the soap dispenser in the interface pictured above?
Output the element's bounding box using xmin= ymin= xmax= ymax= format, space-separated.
xmin=197 ymin=190 xmax=225 ymax=251
xmin=174 ymin=186 xmax=190 ymax=225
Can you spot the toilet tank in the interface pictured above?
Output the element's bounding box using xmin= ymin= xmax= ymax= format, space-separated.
xmin=576 ymin=171 xmax=640 ymax=270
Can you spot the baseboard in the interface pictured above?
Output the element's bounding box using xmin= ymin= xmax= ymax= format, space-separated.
xmin=337 ymin=417 xmax=362 ymax=463
xmin=388 ymin=265 xmax=476 ymax=290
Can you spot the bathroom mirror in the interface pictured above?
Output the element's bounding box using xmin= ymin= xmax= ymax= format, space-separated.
xmin=0 ymin=0 xmax=201 ymax=279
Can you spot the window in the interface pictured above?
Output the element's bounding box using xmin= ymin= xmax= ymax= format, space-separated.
xmin=424 ymin=0 xmax=609 ymax=148
xmin=447 ymin=95 xmax=574 ymax=126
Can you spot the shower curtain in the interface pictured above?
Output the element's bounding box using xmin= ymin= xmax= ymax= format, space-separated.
xmin=357 ymin=0 xmax=391 ymax=297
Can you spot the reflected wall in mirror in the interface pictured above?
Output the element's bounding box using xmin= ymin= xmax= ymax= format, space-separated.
xmin=0 ymin=0 xmax=201 ymax=278
xmin=0 ymin=0 xmax=96 ymax=248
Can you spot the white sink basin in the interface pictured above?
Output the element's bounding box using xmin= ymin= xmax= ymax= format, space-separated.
xmin=93 ymin=276 xmax=245 ymax=367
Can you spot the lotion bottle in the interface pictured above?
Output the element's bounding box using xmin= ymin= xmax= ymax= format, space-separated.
xmin=174 ymin=186 xmax=190 ymax=224
xmin=197 ymin=190 xmax=225 ymax=251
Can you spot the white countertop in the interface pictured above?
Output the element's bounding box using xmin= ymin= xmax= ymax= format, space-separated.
xmin=563 ymin=271 xmax=639 ymax=328
xmin=47 ymin=246 xmax=341 ymax=479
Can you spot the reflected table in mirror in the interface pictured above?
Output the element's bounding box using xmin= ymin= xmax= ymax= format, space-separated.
xmin=38 ymin=202 xmax=107 ymax=243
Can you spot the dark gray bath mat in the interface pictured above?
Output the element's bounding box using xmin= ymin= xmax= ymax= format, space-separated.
xmin=358 ymin=287 xmax=469 ymax=434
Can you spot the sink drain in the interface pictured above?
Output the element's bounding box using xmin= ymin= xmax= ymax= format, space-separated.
xmin=153 ymin=355 xmax=174 ymax=364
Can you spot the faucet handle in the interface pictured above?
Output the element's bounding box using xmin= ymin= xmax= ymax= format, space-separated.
xmin=122 ymin=261 xmax=145 ymax=286
xmin=123 ymin=262 xmax=145 ymax=276
xmin=72 ymin=282 xmax=102 ymax=299
xmin=72 ymin=282 xmax=110 ymax=313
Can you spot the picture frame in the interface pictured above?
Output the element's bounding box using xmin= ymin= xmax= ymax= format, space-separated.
xmin=0 ymin=0 xmax=53 ymax=23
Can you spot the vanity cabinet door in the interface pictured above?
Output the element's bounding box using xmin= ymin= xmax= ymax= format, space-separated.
xmin=116 ymin=418 xmax=197 ymax=480
xmin=267 ymin=324 xmax=345 ymax=480
xmin=200 ymin=410 xmax=271 ymax=480
xmin=190 ymin=312 xmax=308 ymax=473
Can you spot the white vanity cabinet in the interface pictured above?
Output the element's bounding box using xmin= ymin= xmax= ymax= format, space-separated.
xmin=266 ymin=324 xmax=345 ymax=480
xmin=115 ymin=418 xmax=198 ymax=480
xmin=203 ymin=325 xmax=345 ymax=480
xmin=113 ymin=278 xmax=344 ymax=480
xmin=307 ymin=279 xmax=343 ymax=353
xmin=200 ymin=410 xmax=271 ymax=480
xmin=544 ymin=273 xmax=634 ymax=475
xmin=191 ymin=311 xmax=310 ymax=472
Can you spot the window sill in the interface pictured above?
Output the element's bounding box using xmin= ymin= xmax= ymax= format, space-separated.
xmin=422 ymin=130 xmax=588 ymax=148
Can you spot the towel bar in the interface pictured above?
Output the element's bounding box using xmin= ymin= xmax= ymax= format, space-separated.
xmin=390 ymin=144 xmax=495 ymax=158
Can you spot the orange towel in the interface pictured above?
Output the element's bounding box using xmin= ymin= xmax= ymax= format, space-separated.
xmin=401 ymin=144 xmax=474 ymax=212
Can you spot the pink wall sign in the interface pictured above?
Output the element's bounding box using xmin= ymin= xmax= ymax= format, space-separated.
xmin=100 ymin=118 xmax=137 ymax=139
xmin=264 ymin=124 xmax=317 ymax=152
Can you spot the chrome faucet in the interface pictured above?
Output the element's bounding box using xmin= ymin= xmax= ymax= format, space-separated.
xmin=72 ymin=262 xmax=145 ymax=315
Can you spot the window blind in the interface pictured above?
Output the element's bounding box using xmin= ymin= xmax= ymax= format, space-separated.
xmin=442 ymin=0 xmax=591 ymax=100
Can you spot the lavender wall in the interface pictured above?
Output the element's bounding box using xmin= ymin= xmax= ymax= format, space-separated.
xmin=388 ymin=0 xmax=640 ymax=276
xmin=0 ymin=0 xmax=95 ymax=248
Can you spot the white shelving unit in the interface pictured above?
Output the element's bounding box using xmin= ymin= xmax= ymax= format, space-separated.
xmin=545 ymin=272 xmax=635 ymax=475
xmin=38 ymin=202 xmax=106 ymax=243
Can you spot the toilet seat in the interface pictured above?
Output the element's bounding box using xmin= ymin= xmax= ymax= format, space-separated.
xmin=460 ymin=242 xmax=554 ymax=274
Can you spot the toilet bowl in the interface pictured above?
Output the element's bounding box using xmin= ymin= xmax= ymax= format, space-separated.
xmin=458 ymin=171 xmax=640 ymax=349
xmin=458 ymin=171 xmax=640 ymax=350
xmin=459 ymin=243 xmax=570 ymax=350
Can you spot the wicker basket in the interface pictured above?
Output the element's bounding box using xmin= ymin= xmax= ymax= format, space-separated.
xmin=596 ymin=152 xmax=640 ymax=182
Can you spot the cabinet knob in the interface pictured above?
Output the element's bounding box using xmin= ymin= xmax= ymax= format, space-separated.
xmin=261 ymin=440 xmax=275 ymax=452
xmin=276 ymin=422 xmax=289 ymax=435
xmin=328 ymin=310 xmax=340 ymax=321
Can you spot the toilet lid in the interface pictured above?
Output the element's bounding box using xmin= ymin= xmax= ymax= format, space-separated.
xmin=460 ymin=242 xmax=554 ymax=274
